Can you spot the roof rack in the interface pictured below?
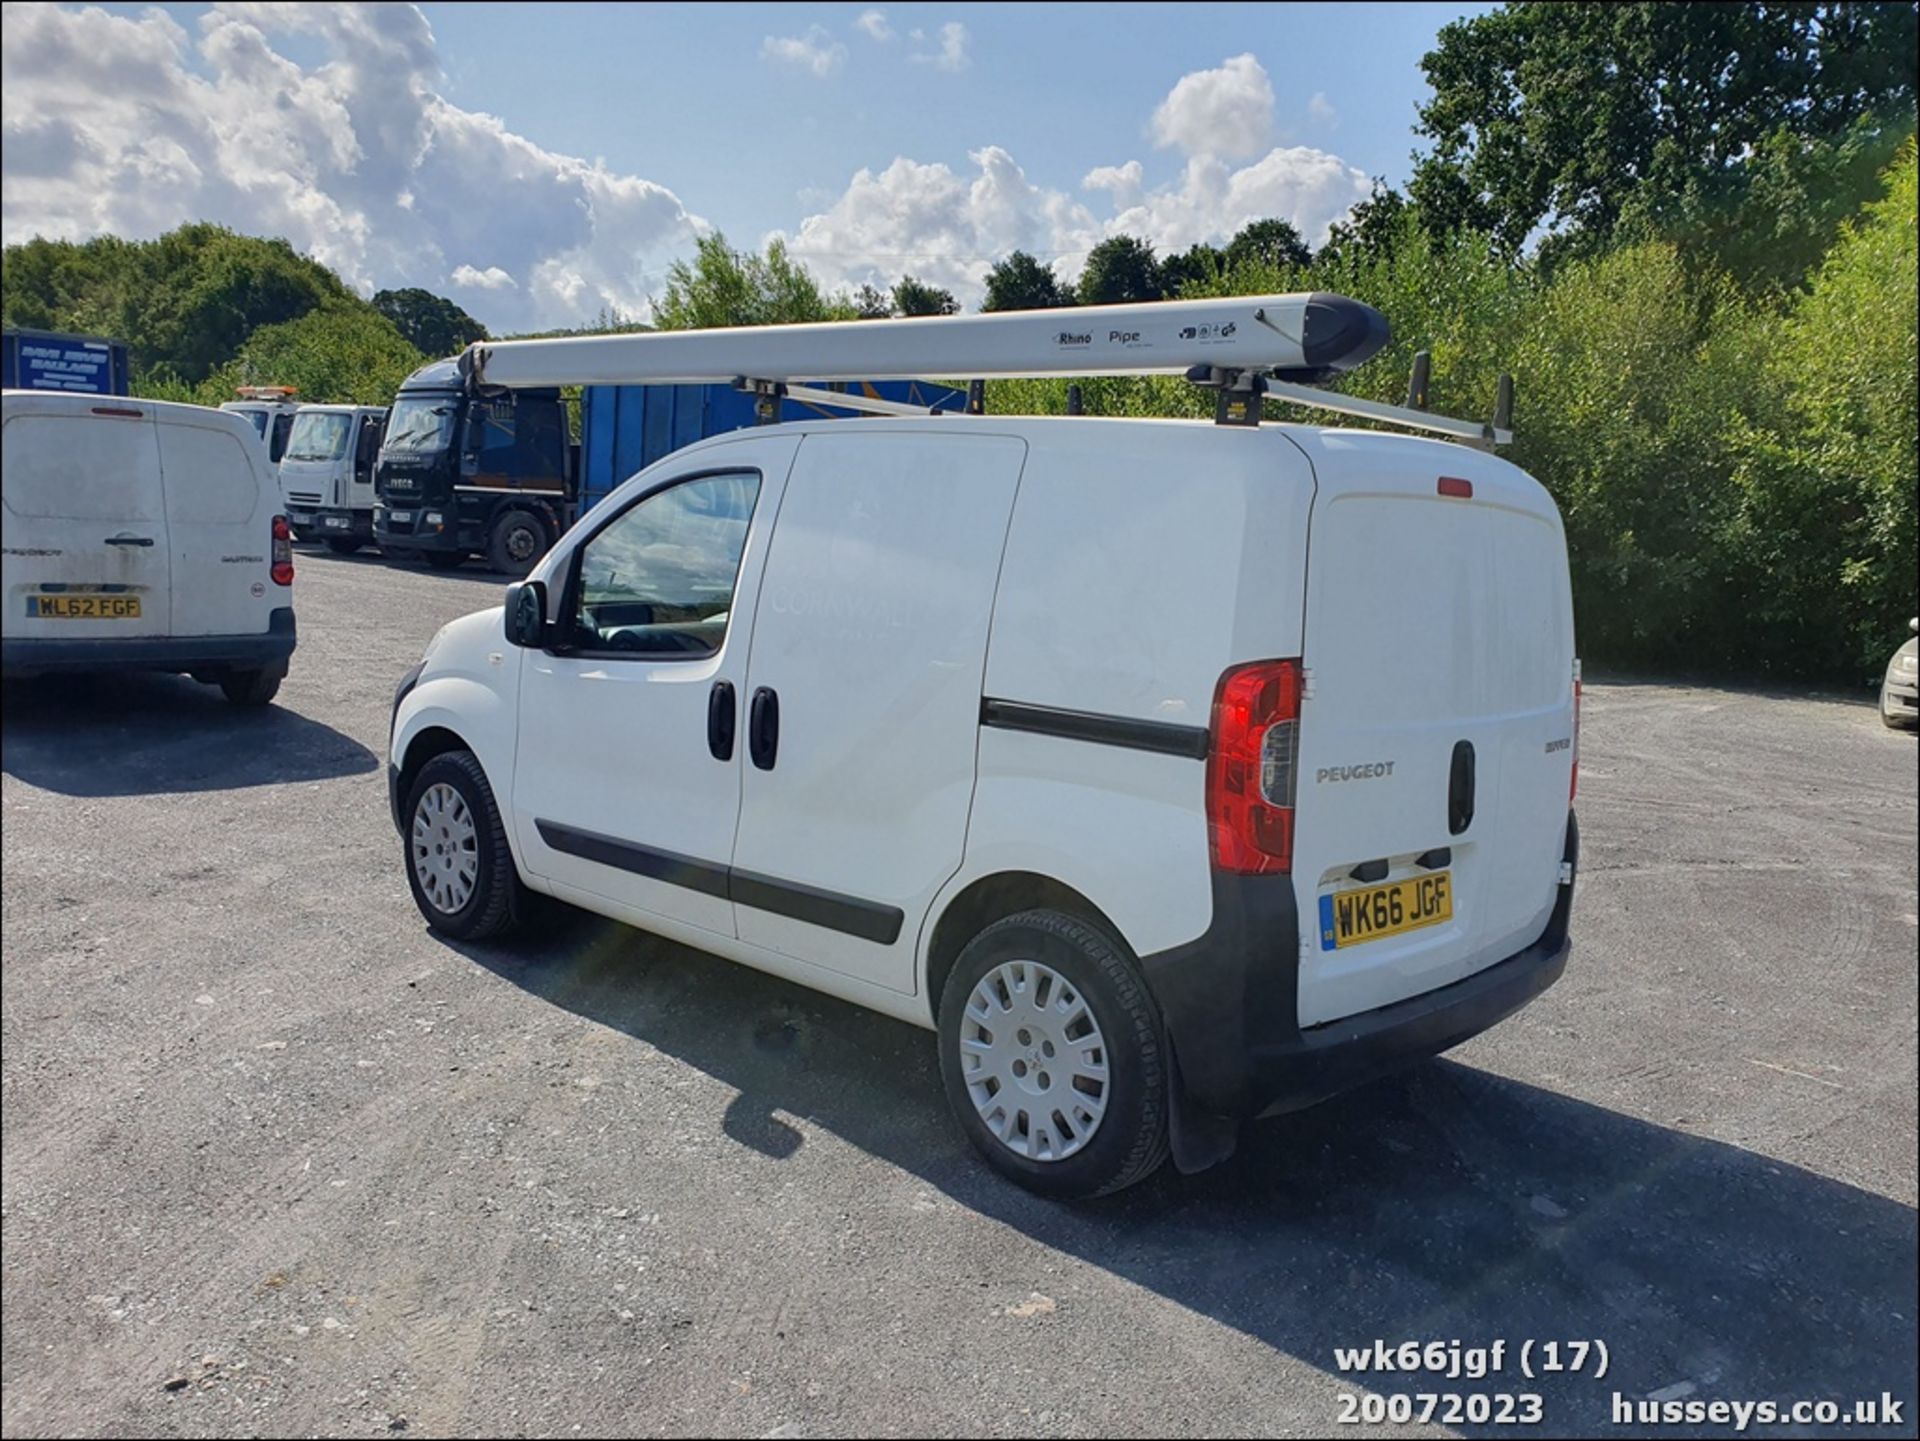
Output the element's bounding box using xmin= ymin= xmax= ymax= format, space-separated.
xmin=459 ymin=295 xmax=1512 ymax=446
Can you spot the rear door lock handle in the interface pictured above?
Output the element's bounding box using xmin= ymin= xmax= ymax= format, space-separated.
xmin=104 ymin=536 xmax=155 ymax=546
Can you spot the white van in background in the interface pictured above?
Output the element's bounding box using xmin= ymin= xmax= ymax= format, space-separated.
xmin=220 ymin=386 xmax=301 ymax=475
xmin=1 ymin=391 xmax=297 ymax=705
xmin=278 ymin=403 xmax=387 ymax=553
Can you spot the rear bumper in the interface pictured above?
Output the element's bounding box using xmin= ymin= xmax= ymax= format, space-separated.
xmin=1141 ymin=813 xmax=1578 ymax=1123
xmin=1 ymin=606 xmax=296 ymax=676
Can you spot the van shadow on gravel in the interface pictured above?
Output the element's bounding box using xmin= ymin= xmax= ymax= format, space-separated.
xmin=0 ymin=671 xmax=378 ymax=796
xmin=450 ymin=908 xmax=1918 ymax=1439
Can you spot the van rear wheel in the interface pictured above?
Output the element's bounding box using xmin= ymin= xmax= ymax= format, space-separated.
xmin=218 ymin=667 xmax=283 ymax=706
xmin=488 ymin=511 xmax=548 ymax=576
xmin=402 ymin=750 xmax=523 ymax=941
xmin=938 ymin=908 xmax=1170 ymax=1199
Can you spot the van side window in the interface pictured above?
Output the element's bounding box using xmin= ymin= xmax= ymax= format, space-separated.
xmin=270 ymin=413 xmax=294 ymax=464
xmin=568 ymin=471 xmax=761 ymax=658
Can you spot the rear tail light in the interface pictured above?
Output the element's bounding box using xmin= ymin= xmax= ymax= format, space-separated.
xmin=271 ymin=514 xmax=294 ymax=586
xmin=1207 ymin=659 xmax=1302 ymax=874
xmin=1570 ymin=660 xmax=1582 ymax=804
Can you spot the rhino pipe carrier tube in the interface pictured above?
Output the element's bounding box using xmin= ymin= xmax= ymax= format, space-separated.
xmin=460 ymin=293 xmax=1390 ymax=389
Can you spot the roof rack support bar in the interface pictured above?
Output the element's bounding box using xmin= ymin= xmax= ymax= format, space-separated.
xmin=1261 ymin=378 xmax=1512 ymax=448
xmin=732 ymin=377 xmax=958 ymax=421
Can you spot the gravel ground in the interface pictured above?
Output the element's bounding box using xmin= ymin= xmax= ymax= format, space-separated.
xmin=3 ymin=549 xmax=1915 ymax=1439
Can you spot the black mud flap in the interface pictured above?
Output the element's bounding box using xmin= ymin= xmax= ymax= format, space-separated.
xmin=1166 ymin=1044 xmax=1240 ymax=1175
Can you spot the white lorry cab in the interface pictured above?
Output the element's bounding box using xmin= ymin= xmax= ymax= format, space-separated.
xmin=2 ymin=390 xmax=296 ymax=705
xmin=278 ymin=403 xmax=387 ymax=552
xmin=387 ymin=295 xmax=1580 ymax=1196
xmin=220 ymin=386 xmax=302 ymax=473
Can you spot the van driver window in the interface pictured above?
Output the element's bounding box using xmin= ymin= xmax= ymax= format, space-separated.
xmin=571 ymin=472 xmax=761 ymax=658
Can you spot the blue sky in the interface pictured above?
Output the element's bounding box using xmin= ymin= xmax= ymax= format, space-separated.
xmin=5 ymin=2 xmax=1493 ymax=328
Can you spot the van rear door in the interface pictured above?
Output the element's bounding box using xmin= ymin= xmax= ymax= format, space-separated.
xmin=1288 ymin=432 xmax=1575 ymax=1028
xmin=1 ymin=397 xmax=171 ymax=640
xmin=156 ymin=412 xmax=275 ymax=638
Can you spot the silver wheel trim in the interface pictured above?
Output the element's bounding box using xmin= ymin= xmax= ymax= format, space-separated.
xmin=960 ymin=959 xmax=1111 ymax=1162
xmin=411 ymin=782 xmax=480 ymax=914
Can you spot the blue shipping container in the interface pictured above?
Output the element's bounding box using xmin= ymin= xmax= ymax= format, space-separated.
xmin=579 ymin=380 xmax=967 ymax=512
xmin=2 ymin=328 xmax=132 ymax=396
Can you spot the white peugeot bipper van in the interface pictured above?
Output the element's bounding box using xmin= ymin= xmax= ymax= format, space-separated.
xmin=387 ymin=295 xmax=1579 ymax=1196
xmin=278 ymin=403 xmax=387 ymax=552
xmin=2 ymin=391 xmax=296 ymax=705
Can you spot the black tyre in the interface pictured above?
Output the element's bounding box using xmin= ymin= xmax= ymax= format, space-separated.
xmin=402 ymin=750 xmax=524 ymax=941
xmin=938 ymin=908 xmax=1170 ymax=1199
xmin=487 ymin=510 xmax=548 ymax=576
xmin=324 ymin=537 xmax=362 ymax=555
xmin=425 ymin=550 xmax=468 ymax=572
xmin=218 ymin=667 xmax=283 ymax=706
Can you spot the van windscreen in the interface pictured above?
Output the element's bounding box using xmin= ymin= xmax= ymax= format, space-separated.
xmin=285 ymin=411 xmax=353 ymax=463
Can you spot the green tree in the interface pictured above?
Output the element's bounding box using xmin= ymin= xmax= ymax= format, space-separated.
xmin=981 ymin=251 xmax=1075 ymax=311
xmin=1731 ymin=139 xmax=1919 ymax=676
xmin=1160 ymin=243 xmax=1224 ymax=296
xmin=1412 ymin=2 xmax=1919 ymax=254
xmin=1318 ymin=182 xmax=1411 ymax=267
xmin=653 ymin=232 xmax=851 ymax=329
xmin=891 ymin=275 xmax=959 ymax=316
xmin=373 ymin=287 xmax=490 ymax=357
xmin=1224 ymin=219 xmax=1311 ymax=271
xmin=852 ymin=282 xmax=894 ymax=319
xmin=1076 ymin=236 xmax=1164 ymax=305
xmin=201 ymin=303 xmax=424 ymax=405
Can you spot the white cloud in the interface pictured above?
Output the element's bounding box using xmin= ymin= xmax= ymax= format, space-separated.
xmin=1102 ymin=148 xmax=1372 ymax=256
xmin=784 ymin=141 xmax=1369 ymax=310
xmin=1150 ymin=53 xmax=1273 ymax=161
xmin=855 ymin=9 xmax=894 ymax=42
xmin=450 ymin=264 xmax=515 ymax=290
xmin=779 ymin=147 xmax=1101 ymax=306
xmin=761 ymin=26 xmax=847 ymax=78
xmin=1081 ymin=161 xmax=1144 ymax=210
xmin=1308 ymin=91 xmax=1337 ymax=128
xmin=0 ymin=2 xmax=701 ymax=331
xmin=910 ymin=21 xmax=970 ymax=72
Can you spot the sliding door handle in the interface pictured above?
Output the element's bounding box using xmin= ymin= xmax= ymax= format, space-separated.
xmin=707 ymin=680 xmax=736 ymax=761
xmin=748 ymin=686 xmax=779 ymax=771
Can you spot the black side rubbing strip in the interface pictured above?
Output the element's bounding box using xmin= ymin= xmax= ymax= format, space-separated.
xmin=533 ymin=819 xmax=903 ymax=944
xmin=536 ymin=820 xmax=730 ymax=899
xmin=981 ymin=698 xmax=1210 ymax=760
xmin=730 ymin=869 xmax=904 ymax=946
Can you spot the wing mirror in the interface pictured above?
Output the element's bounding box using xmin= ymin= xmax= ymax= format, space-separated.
xmin=1910 ymin=617 xmax=1917 ymax=635
xmin=503 ymin=580 xmax=548 ymax=648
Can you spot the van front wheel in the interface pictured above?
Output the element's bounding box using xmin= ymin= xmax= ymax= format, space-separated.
xmin=402 ymin=750 xmax=523 ymax=941
xmin=938 ymin=909 xmax=1170 ymax=1199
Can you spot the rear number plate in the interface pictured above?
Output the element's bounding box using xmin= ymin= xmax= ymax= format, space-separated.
xmin=1319 ymin=872 xmax=1452 ymax=950
xmin=27 ymin=594 xmax=141 ymax=620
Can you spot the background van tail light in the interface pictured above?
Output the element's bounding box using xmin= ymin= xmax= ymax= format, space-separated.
xmin=1570 ymin=659 xmax=1582 ymax=804
xmin=1207 ymin=659 xmax=1302 ymax=874
xmin=271 ymin=514 xmax=294 ymax=586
